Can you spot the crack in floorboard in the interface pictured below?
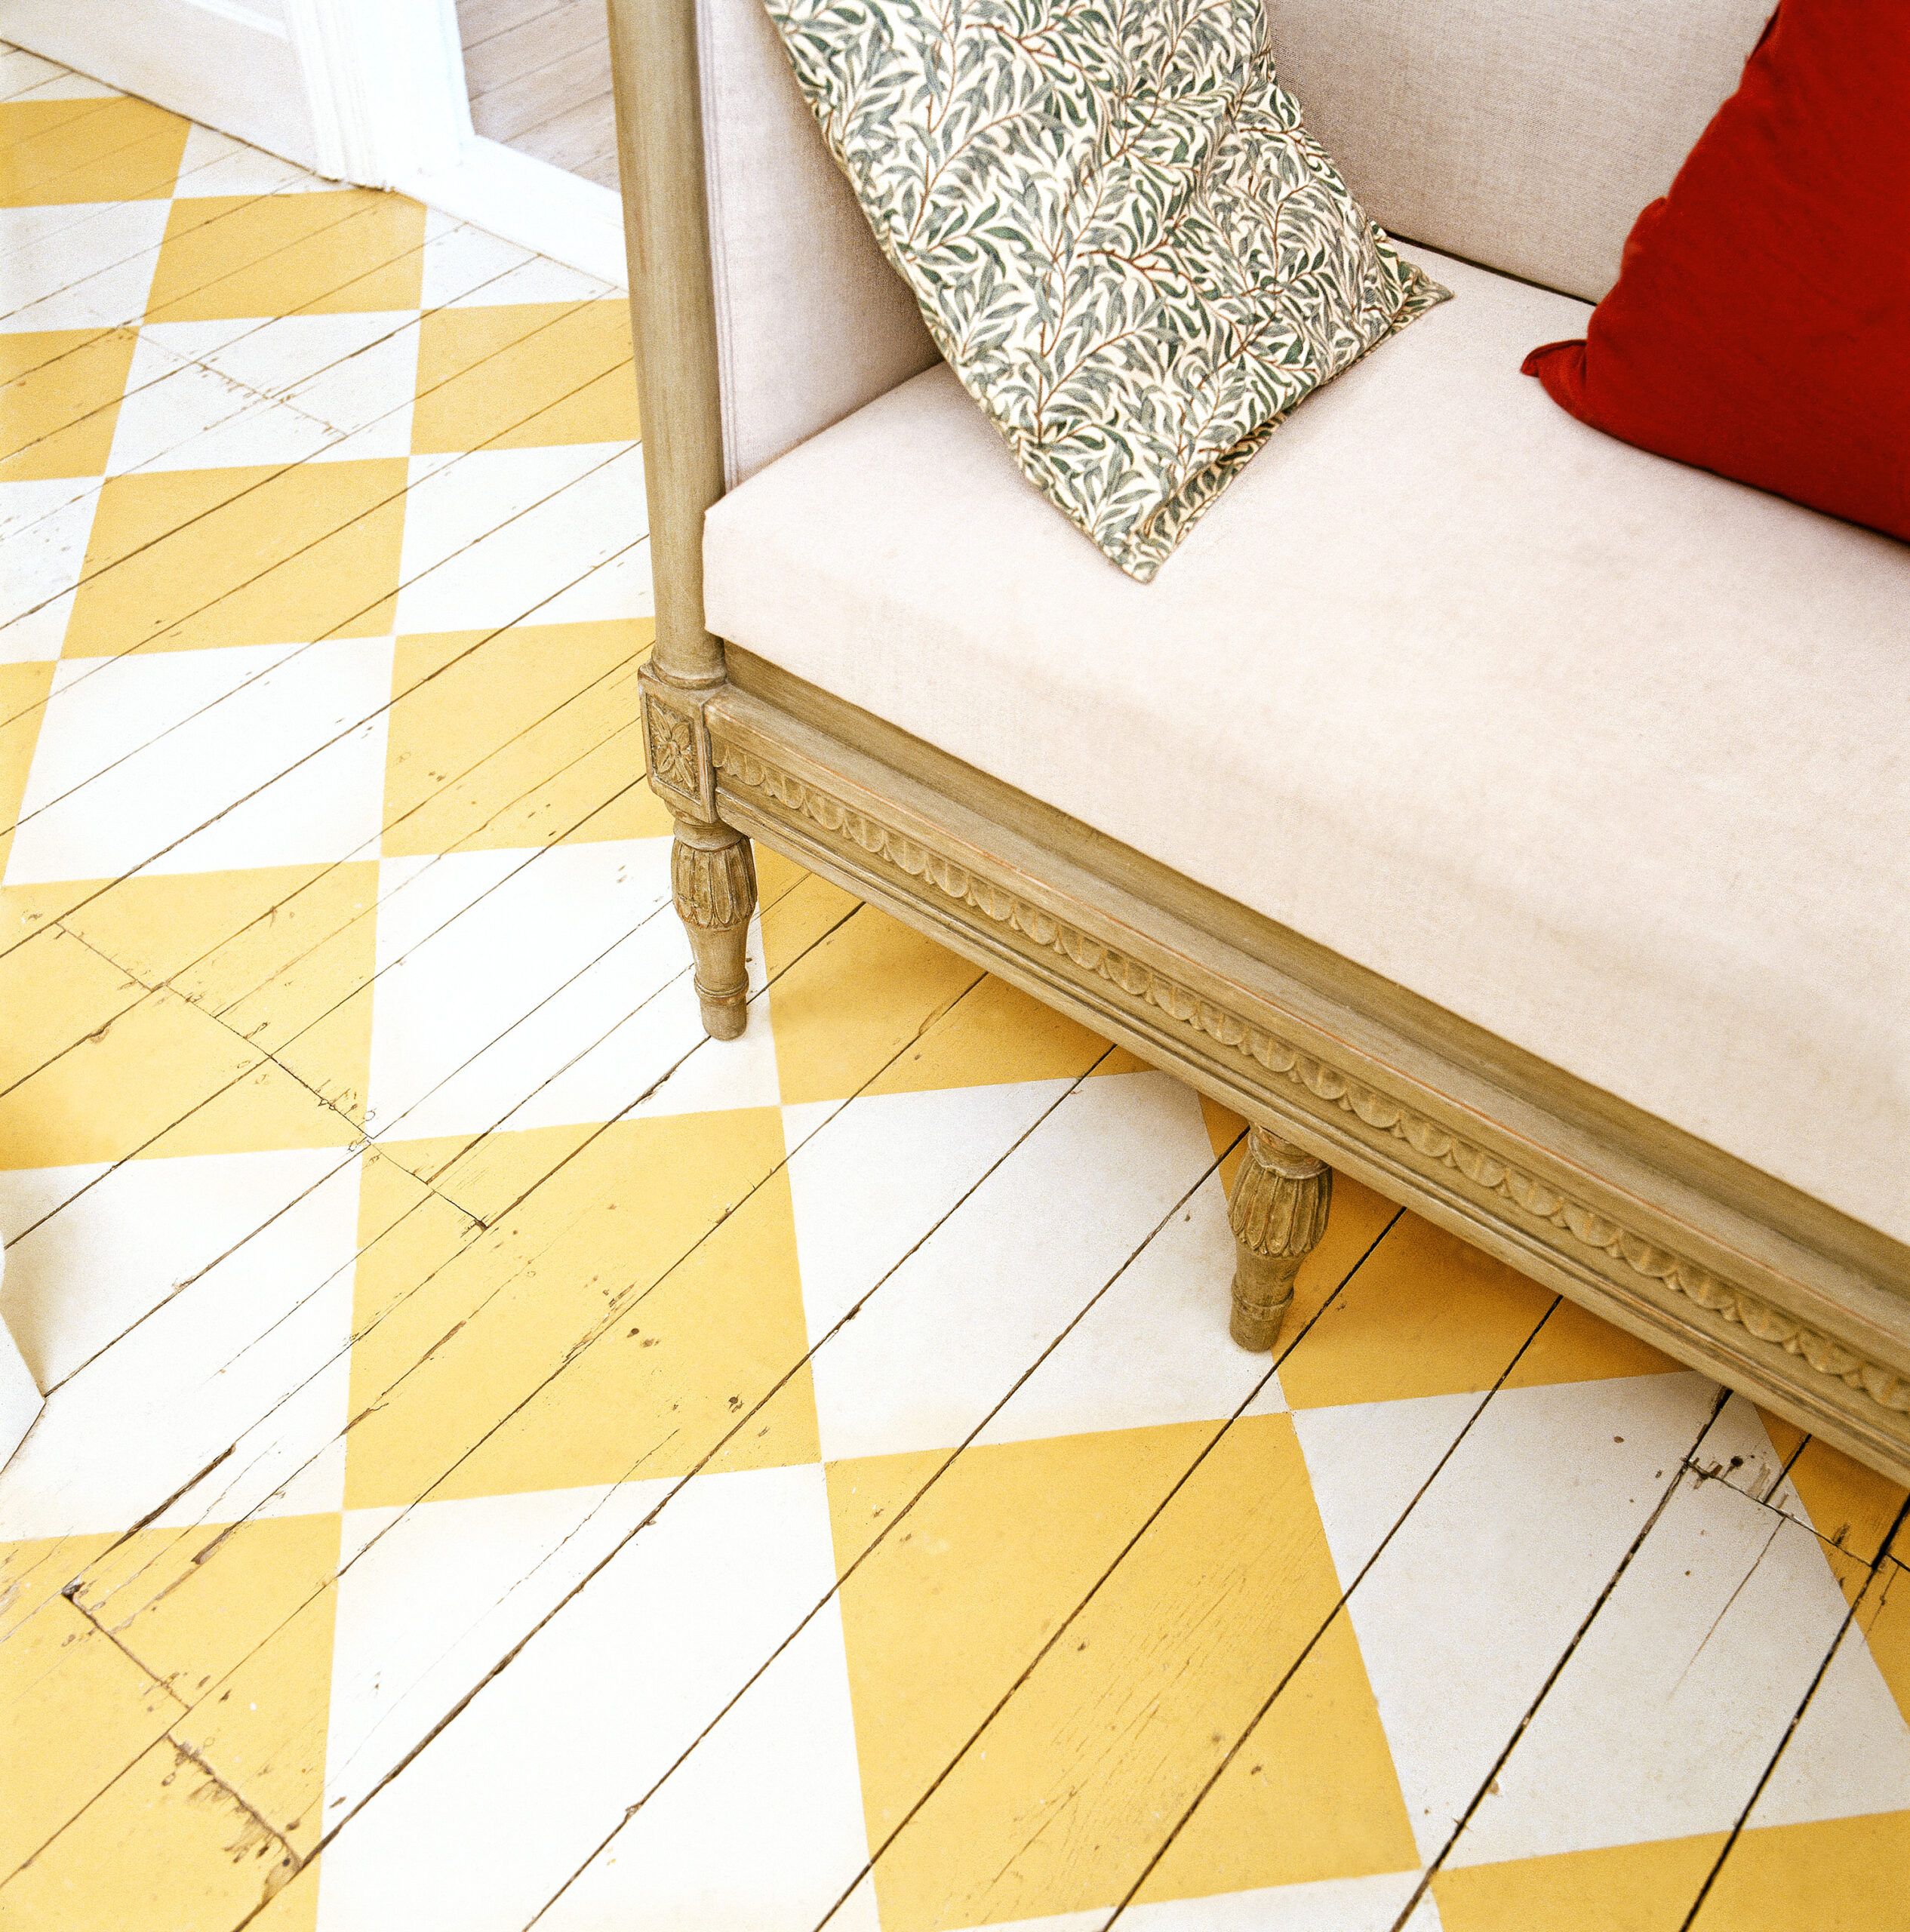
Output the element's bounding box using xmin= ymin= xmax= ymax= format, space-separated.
xmin=1677 ymin=1508 xmax=1910 ymax=1930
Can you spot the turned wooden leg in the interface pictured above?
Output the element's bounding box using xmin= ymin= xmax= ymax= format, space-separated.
xmin=671 ymin=816 xmax=756 ymax=1041
xmin=1227 ymin=1125 xmax=1333 ymax=1351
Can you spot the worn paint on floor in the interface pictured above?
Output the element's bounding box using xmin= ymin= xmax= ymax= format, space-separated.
xmin=1 ymin=45 xmax=1907 ymax=1932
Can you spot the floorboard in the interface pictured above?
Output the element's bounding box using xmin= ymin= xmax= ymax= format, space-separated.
xmin=2 ymin=47 xmax=1907 ymax=1932
xmin=457 ymin=0 xmax=617 ymax=191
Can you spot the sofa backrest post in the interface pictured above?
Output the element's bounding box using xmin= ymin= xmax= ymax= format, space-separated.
xmin=607 ymin=0 xmax=727 ymax=693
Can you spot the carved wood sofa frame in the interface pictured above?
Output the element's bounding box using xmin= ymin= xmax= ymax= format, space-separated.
xmin=606 ymin=0 xmax=1910 ymax=1484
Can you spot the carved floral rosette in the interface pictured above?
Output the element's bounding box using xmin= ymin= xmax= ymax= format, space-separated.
xmin=640 ymin=669 xmax=718 ymax=821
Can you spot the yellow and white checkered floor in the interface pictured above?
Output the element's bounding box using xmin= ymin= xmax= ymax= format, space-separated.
xmin=1 ymin=46 xmax=1907 ymax=1932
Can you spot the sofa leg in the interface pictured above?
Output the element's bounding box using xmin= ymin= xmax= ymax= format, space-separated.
xmin=1227 ymin=1124 xmax=1333 ymax=1351
xmin=671 ymin=815 xmax=757 ymax=1041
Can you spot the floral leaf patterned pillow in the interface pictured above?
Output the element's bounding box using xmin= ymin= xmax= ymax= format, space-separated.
xmin=758 ymin=0 xmax=1449 ymax=580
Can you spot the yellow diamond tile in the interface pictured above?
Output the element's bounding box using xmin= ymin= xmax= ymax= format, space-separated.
xmin=1277 ymin=1211 xmax=1554 ymax=1409
xmin=0 ymin=660 xmax=55 ymax=877
xmin=703 ymin=1360 xmax=824 ymax=1477
xmin=766 ymin=893 xmax=1124 ymax=1105
xmin=1500 ymin=1295 xmax=1684 ymax=1389
xmin=0 ymin=1538 xmax=183 ymax=1877
xmin=0 ymin=900 xmax=359 ymax=1169
xmin=346 ymin=1131 xmax=490 ymax=1295
xmin=410 ymin=300 xmax=639 ymax=453
xmin=0 ymin=329 xmax=138 ymax=481
xmin=1199 ymin=1093 xmax=1249 ymax=1166
xmin=751 ymin=841 xmax=810 ymax=911
xmin=1850 ymin=1558 xmax=1910 ymax=1727
xmin=0 ymin=97 xmax=189 ymax=205
xmin=247 ymin=1862 xmax=321 ymax=1932
xmin=3 ymin=986 xmax=360 ymax=1168
xmin=144 ymin=190 xmax=426 ymax=322
xmin=64 ymin=457 xmax=407 ymax=655
xmin=758 ymin=860 xmax=860 ymax=971
xmin=1759 ymin=1407 xmax=1808 ymax=1461
xmin=1784 ymin=1435 xmax=1908 ymax=1567
xmin=1136 ymin=1606 xmax=1416 ymax=1903
xmin=0 ymin=93 xmax=101 ymax=149
xmin=829 ymin=1423 xmax=1220 ymax=1847
xmin=1432 ymin=1834 xmax=1727 ymax=1932
xmin=0 ymin=892 xmax=140 ymax=1088
xmin=426 ymin=1162 xmax=819 ymax=1501
xmin=1689 ymin=1810 xmax=1910 ymax=1932
xmin=343 ymin=1109 xmax=801 ymax=1509
xmin=72 ymin=1513 xmax=343 ymax=1857
xmin=865 ymin=968 xmax=1128 ymax=1096
xmin=0 ymin=1737 xmax=303 ymax=1930
xmin=52 ymin=863 xmax=380 ymax=1127
xmin=838 ymin=1413 xmax=1349 ymax=1931
xmin=383 ymin=620 xmax=668 ymax=854
xmin=764 ymin=896 xmax=979 ymax=1104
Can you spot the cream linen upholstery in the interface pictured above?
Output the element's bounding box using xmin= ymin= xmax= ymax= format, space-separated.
xmin=690 ymin=0 xmax=1771 ymax=485
xmin=704 ymin=251 xmax=1910 ymax=1244
xmin=1267 ymin=0 xmax=1773 ymax=301
xmin=696 ymin=0 xmax=933 ymax=484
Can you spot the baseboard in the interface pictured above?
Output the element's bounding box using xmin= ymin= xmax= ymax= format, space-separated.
xmin=395 ymin=134 xmax=627 ymax=287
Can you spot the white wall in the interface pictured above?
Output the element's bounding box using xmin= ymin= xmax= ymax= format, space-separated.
xmin=0 ymin=0 xmax=628 ymax=285
xmin=0 ymin=0 xmax=327 ymax=171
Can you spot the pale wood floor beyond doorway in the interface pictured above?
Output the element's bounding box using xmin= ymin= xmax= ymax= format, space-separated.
xmin=459 ymin=0 xmax=619 ymax=189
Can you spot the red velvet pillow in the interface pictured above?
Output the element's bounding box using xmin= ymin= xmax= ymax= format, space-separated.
xmin=1523 ymin=0 xmax=1910 ymax=542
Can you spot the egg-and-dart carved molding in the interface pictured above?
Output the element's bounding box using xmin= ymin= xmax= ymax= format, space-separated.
xmin=712 ymin=734 xmax=1910 ymax=1420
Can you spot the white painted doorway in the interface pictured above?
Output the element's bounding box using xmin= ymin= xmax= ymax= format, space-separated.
xmin=0 ymin=0 xmax=627 ymax=281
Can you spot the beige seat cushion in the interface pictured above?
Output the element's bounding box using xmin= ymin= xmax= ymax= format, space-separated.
xmin=704 ymin=252 xmax=1910 ymax=1244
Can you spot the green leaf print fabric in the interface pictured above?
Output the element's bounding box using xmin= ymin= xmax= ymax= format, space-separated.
xmin=758 ymin=0 xmax=1449 ymax=580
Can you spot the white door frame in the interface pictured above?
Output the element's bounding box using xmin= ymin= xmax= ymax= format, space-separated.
xmin=291 ymin=0 xmax=629 ymax=285
xmin=0 ymin=0 xmax=628 ymax=285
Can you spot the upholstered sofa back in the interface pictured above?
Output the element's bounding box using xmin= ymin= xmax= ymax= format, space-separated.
xmin=691 ymin=0 xmax=1770 ymax=488
xmin=696 ymin=0 xmax=937 ymax=488
xmin=1270 ymin=0 xmax=1772 ymax=303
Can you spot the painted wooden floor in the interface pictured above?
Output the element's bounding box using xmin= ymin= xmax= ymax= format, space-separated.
xmin=459 ymin=0 xmax=620 ymax=192
xmin=2 ymin=49 xmax=1909 ymax=1932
